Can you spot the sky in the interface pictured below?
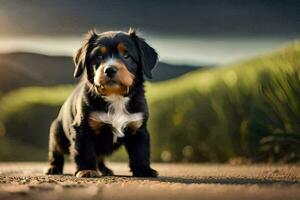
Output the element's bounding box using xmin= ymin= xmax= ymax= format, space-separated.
xmin=0 ymin=0 xmax=299 ymax=65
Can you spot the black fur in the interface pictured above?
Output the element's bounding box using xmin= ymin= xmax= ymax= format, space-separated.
xmin=45 ymin=29 xmax=158 ymax=177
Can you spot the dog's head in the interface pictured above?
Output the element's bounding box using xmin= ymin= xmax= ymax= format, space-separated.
xmin=73 ymin=29 xmax=158 ymax=96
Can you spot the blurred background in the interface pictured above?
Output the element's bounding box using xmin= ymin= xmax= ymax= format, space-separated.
xmin=0 ymin=0 xmax=300 ymax=163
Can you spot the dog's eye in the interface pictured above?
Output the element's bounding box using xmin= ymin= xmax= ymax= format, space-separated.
xmin=123 ymin=52 xmax=130 ymax=59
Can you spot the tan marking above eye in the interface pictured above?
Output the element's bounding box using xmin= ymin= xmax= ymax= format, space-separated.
xmin=117 ymin=43 xmax=127 ymax=54
xmin=100 ymin=46 xmax=107 ymax=54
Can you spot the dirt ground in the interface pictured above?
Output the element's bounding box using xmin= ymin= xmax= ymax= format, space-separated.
xmin=0 ymin=162 xmax=299 ymax=200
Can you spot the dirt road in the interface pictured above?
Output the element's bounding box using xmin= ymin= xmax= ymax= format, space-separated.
xmin=0 ymin=162 xmax=299 ymax=200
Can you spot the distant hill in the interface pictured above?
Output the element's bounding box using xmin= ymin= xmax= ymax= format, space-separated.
xmin=0 ymin=52 xmax=201 ymax=93
xmin=0 ymin=53 xmax=74 ymax=92
xmin=152 ymin=62 xmax=199 ymax=82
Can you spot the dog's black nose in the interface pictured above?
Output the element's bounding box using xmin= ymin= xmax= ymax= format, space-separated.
xmin=104 ymin=66 xmax=118 ymax=78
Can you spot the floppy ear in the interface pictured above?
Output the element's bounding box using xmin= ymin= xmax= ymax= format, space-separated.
xmin=129 ymin=28 xmax=158 ymax=79
xmin=73 ymin=47 xmax=85 ymax=78
xmin=73 ymin=30 xmax=98 ymax=78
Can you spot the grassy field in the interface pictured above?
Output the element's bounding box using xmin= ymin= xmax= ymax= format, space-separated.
xmin=0 ymin=42 xmax=300 ymax=162
xmin=148 ymin=41 xmax=300 ymax=162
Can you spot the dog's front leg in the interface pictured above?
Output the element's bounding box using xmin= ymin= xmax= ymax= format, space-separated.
xmin=124 ymin=126 xmax=158 ymax=177
xmin=72 ymin=126 xmax=100 ymax=178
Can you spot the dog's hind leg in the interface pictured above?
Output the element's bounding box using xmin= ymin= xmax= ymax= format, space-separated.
xmin=44 ymin=120 xmax=67 ymax=175
xmin=98 ymin=157 xmax=114 ymax=176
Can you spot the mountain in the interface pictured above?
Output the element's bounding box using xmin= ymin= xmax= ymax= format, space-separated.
xmin=0 ymin=53 xmax=74 ymax=92
xmin=152 ymin=62 xmax=199 ymax=82
xmin=0 ymin=52 xmax=201 ymax=93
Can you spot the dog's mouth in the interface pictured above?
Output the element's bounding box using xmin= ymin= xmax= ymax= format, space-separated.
xmin=103 ymin=78 xmax=121 ymax=87
xmin=95 ymin=79 xmax=130 ymax=96
xmin=98 ymin=77 xmax=123 ymax=89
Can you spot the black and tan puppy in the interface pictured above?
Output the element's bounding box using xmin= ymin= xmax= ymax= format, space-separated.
xmin=44 ymin=29 xmax=158 ymax=178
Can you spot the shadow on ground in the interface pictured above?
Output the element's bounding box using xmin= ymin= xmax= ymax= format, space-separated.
xmin=111 ymin=175 xmax=300 ymax=186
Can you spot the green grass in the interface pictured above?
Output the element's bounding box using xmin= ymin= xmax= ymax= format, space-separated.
xmin=1 ymin=41 xmax=300 ymax=162
xmin=0 ymin=137 xmax=47 ymax=161
xmin=0 ymin=85 xmax=73 ymax=118
xmin=148 ymin=41 xmax=300 ymax=162
xmin=0 ymin=86 xmax=73 ymax=150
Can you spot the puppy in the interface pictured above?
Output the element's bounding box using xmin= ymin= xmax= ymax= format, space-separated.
xmin=44 ymin=29 xmax=158 ymax=178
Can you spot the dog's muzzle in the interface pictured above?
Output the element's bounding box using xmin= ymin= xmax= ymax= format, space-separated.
xmin=93 ymin=59 xmax=133 ymax=96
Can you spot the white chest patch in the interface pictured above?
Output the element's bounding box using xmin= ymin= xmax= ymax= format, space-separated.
xmin=89 ymin=95 xmax=143 ymax=143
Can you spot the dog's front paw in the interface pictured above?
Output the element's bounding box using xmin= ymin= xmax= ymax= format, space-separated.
xmin=132 ymin=168 xmax=158 ymax=177
xmin=100 ymin=167 xmax=114 ymax=176
xmin=75 ymin=170 xmax=100 ymax=178
xmin=44 ymin=166 xmax=62 ymax=175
